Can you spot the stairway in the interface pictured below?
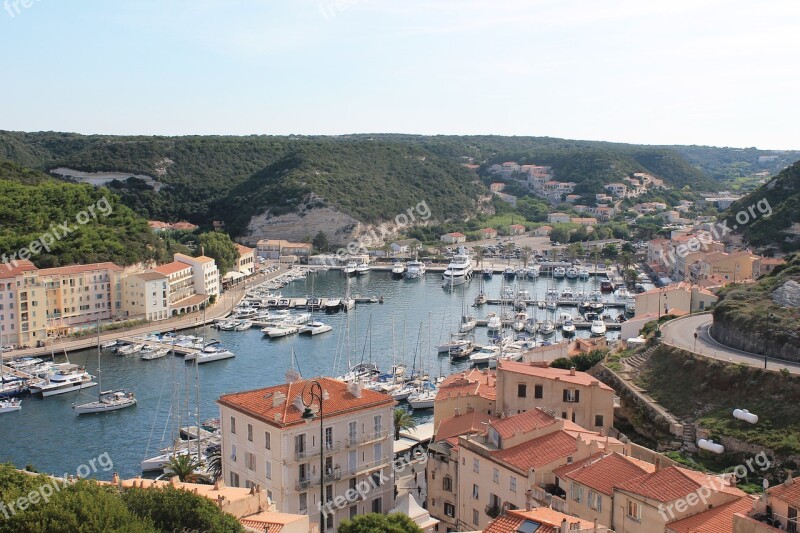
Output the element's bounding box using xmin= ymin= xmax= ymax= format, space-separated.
xmin=681 ymin=423 xmax=698 ymax=453
xmin=623 ymin=344 xmax=658 ymax=372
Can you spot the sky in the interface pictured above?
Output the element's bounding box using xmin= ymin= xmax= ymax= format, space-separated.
xmin=1 ymin=0 xmax=799 ymax=148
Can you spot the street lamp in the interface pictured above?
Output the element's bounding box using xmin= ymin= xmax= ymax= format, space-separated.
xmin=765 ymin=313 xmax=774 ymax=369
xmin=301 ymin=380 xmax=325 ymax=530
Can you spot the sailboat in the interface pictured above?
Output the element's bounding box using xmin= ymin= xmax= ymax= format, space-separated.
xmin=74 ymin=321 xmax=137 ymax=414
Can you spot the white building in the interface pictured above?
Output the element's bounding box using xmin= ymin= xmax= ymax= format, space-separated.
xmin=122 ymin=272 xmax=169 ymax=321
xmin=175 ymin=253 xmax=220 ymax=297
xmin=217 ymin=376 xmax=396 ymax=532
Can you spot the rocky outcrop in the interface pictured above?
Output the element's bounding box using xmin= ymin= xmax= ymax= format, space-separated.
xmin=711 ymin=318 xmax=800 ymax=363
xmin=772 ymin=280 xmax=800 ymax=308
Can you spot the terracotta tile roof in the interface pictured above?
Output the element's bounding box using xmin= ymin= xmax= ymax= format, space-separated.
xmin=154 ymin=261 xmax=191 ymax=275
xmin=0 ymin=259 xmax=37 ymax=278
xmin=217 ymin=377 xmax=395 ymax=429
xmin=484 ymin=508 xmax=597 ymax=533
xmin=436 ymin=368 xmax=496 ymax=401
xmin=490 ymin=408 xmax=557 ymax=439
xmin=497 ymin=360 xmax=614 ymax=391
xmin=616 ymin=466 xmax=745 ymax=503
xmin=554 ymin=452 xmax=653 ymax=495
xmin=666 ymin=495 xmax=755 ymax=533
xmin=435 ymin=411 xmax=499 ymax=442
xmin=135 ymin=271 xmax=168 ymax=281
xmin=240 ymin=511 xmax=307 ymax=533
xmin=37 ymin=262 xmax=122 ymax=275
xmin=491 ymin=430 xmax=579 ymax=471
xmin=767 ymin=477 xmax=800 ymax=507
xmin=235 ymin=243 xmax=254 ymax=255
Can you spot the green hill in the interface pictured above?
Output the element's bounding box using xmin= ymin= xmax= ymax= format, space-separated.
xmin=0 ymin=158 xmax=163 ymax=267
xmin=722 ymin=161 xmax=800 ymax=252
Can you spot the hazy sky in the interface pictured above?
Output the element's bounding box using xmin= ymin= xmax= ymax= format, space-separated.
xmin=2 ymin=0 xmax=798 ymax=148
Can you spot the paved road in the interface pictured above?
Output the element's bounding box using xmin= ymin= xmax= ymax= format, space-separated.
xmin=661 ymin=313 xmax=800 ymax=374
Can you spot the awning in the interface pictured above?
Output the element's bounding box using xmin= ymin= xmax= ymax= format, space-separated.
xmin=393 ymin=437 xmax=419 ymax=455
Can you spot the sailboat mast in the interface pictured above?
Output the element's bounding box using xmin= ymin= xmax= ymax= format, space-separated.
xmin=96 ymin=319 xmax=101 ymax=398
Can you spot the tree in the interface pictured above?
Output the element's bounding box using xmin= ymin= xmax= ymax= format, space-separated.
xmin=206 ymin=450 xmax=222 ymax=482
xmin=312 ymin=230 xmax=329 ymax=253
xmin=550 ymin=225 xmax=571 ymax=244
xmin=338 ymin=513 xmax=423 ymax=533
xmin=394 ymin=408 xmax=417 ymax=440
xmin=165 ymin=453 xmax=203 ymax=483
xmin=601 ymin=243 xmax=619 ymax=260
xmin=621 ymin=241 xmax=635 ymax=254
xmin=198 ymin=232 xmax=239 ymax=275
xmin=121 ymin=485 xmax=244 ymax=532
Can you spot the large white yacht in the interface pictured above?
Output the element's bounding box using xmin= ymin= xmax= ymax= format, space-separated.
xmin=441 ymin=249 xmax=474 ymax=288
xmin=405 ymin=260 xmax=426 ymax=279
xmin=30 ymin=364 xmax=97 ymax=397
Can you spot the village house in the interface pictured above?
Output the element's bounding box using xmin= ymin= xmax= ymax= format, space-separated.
xmin=508 ymin=224 xmax=526 ymax=236
xmin=547 ymin=212 xmax=571 ymax=224
xmin=441 ymin=232 xmax=467 ymax=244
xmin=479 ymin=228 xmax=499 ymax=240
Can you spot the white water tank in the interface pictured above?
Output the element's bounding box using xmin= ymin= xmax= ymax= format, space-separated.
xmin=697 ymin=439 xmax=724 ymax=454
xmin=733 ymin=409 xmax=759 ymax=424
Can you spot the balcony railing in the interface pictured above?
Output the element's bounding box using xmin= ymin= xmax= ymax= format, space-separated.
xmin=347 ymin=429 xmax=391 ymax=448
xmin=295 ymin=468 xmax=342 ymax=490
xmin=294 ymin=441 xmax=342 ymax=461
xmin=348 ymin=457 xmax=391 ymax=476
xmin=485 ymin=505 xmax=500 ymax=518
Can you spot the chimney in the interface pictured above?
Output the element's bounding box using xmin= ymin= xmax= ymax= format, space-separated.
xmin=349 ymin=380 xmax=363 ymax=398
xmin=560 ymin=518 xmax=568 ymax=533
xmin=655 ymin=456 xmax=661 ymax=471
xmin=570 ymin=367 xmax=576 ymax=376
xmin=272 ymin=391 xmax=286 ymax=407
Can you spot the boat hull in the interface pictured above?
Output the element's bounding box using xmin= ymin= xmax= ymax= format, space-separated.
xmin=40 ymin=382 xmax=98 ymax=397
xmin=75 ymin=398 xmax=137 ymax=414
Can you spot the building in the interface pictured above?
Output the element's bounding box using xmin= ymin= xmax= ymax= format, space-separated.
xmin=604 ymin=183 xmax=628 ymax=197
xmin=753 ymin=256 xmax=786 ymax=278
xmin=441 ymin=232 xmax=467 ymax=244
xmin=0 ymin=259 xmax=38 ymax=346
xmin=434 ymin=368 xmax=497 ymax=428
xmin=694 ymin=251 xmax=757 ymax=283
xmin=147 ymin=220 xmax=199 ymax=232
xmin=489 ymin=183 xmax=506 ymax=192
xmin=175 ymin=253 xmax=220 ymax=297
xmin=257 ymin=240 xmax=313 ymax=260
xmin=595 ymin=194 xmax=613 ymax=204
xmin=570 ymin=217 xmax=598 ymax=227
xmin=478 ymin=228 xmax=499 ymax=240
xmin=484 ymin=507 xmax=609 ymax=533
xmin=495 ymin=361 xmax=615 ymax=432
xmin=547 ymin=213 xmax=571 ymax=224
xmin=565 ymin=194 xmax=582 ymax=203
xmin=217 ymin=376 xmax=396 ymax=532
xmin=122 ymin=272 xmax=169 ymax=321
xmin=532 ymin=226 xmax=552 ymax=237
xmin=508 ymin=224 xmax=526 ymax=236
xmin=235 ymin=244 xmax=256 ymax=277
xmin=735 ymin=474 xmax=800 ymax=532
xmin=634 ymin=282 xmax=718 ymax=317
xmin=389 ymin=239 xmax=418 ymax=254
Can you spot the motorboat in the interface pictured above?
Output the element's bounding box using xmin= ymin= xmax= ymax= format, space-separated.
xmin=185 ymin=342 xmax=235 ymax=364
xmin=518 ymin=289 xmax=532 ymax=301
xmin=262 ymin=324 xmax=301 ymax=338
xmin=539 ymin=321 xmax=556 ymax=336
xmin=600 ymin=280 xmax=613 ymax=292
xmin=524 ymin=317 xmax=539 ymax=334
xmin=116 ymin=343 xmax=143 ymax=356
xmin=503 ymin=267 xmax=516 ymax=280
xmin=562 ymin=320 xmax=576 ymax=336
xmin=324 ymin=298 xmax=342 ymax=313
xmin=391 ymin=262 xmax=406 ymax=278
xmin=566 ymin=267 xmax=579 ymax=279
xmin=561 ymin=287 xmax=574 ymax=300
xmin=546 ymin=299 xmax=557 ymax=311
xmin=100 ymin=340 xmax=118 ymax=350
xmin=578 ymin=268 xmax=590 ymax=280
xmin=74 ymin=390 xmax=137 ymax=414
xmin=469 ymin=345 xmax=500 ymax=366
xmin=442 ymin=250 xmax=474 ymax=288
xmin=459 ymin=315 xmax=477 ymax=333
xmin=474 ymin=292 xmax=487 ymax=306
xmin=527 ymin=264 xmax=541 ymax=278
xmin=141 ymin=348 xmax=170 ymax=361
xmin=553 ymin=266 xmax=566 ymax=278
xmin=0 ymin=379 xmax=29 ymax=399
xmin=407 ymin=387 xmax=437 ymax=410
xmin=389 ymin=384 xmax=416 ymax=402
xmin=449 ymin=341 xmax=476 ymax=360
xmin=307 ymin=297 xmax=324 ymax=310
xmin=590 ymin=320 xmax=607 ymax=337
xmin=614 ymin=287 xmax=631 ymax=301
xmin=482 ymin=268 xmax=493 ymax=279
xmin=512 ymin=311 xmax=528 ymax=332
xmin=355 ymin=262 xmax=370 ymax=275
xmin=0 ymin=398 xmax=22 ymax=413
xmin=438 ymin=334 xmax=475 ymax=355
xmin=30 ymin=364 xmax=97 ymax=397
xmin=217 ymin=321 xmax=236 ymax=331
xmin=405 ymin=260 xmax=426 ymax=279
xmin=625 ymin=297 xmax=636 ymax=314
xmin=500 ymin=285 xmax=515 ymax=300
xmin=486 ymin=313 xmax=502 ymax=333
xmin=300 ymin=321 xmax=333 ymax=336
xmin=234 ymin=320 xmax=253 ymax=331
xmin=343 ymin=261 xmax=357 ymax=276
xmin=341 ymin=297 xmax=355 ymax=312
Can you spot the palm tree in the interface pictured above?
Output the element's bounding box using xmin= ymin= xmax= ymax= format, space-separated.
xmin=474 ymin=245 xmax=484 ymax=268
xmin=521 ymin=245 xmax=532 ymax=268
xmin=394 ymin=408 xmax=417 ymax=440
xmin=206 ymin=450 xmax=222 ymax=482
xmin=166 ymin=454 xmax=203 ymax=483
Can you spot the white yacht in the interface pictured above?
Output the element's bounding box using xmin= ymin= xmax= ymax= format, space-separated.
xmin=614 ymin=287 xmax=631 ymax=301
xmin=30 ymin=364 xmax=97 ymax=397
xmin=324 ymin=298 xmax=342 ymax=312
xmin=442 ymin=249 xmax=474 ymax=288
xmin=553 ymin=266 xmax=566 ymax=278
xmin=355 ymin=262 xmax=370 ymax=275
xmin=0 ymin=398 xmax=22 ymax=413
xmin=578 ymin=268 xmax=590 ymax=279
xmin=391 ymin=262 xmax=406 ymax=277
xmin=512 ymin=311 xmax=528 ymax=332
xmin=500 ymin=285 xmax=515 ymax=300
xmin=566 ymin=267 xmax=579 ymax=279
xmin=539 ymin=320 xmax=556 ymax=337
xmin=503 ymin=266 xmax=516 ymax=279
xmin=300 ymin=321 xmax=333 ymax=336
xmin=141 ymin=348 xmax=170 ymax=361
xmin=341 ymin=297 xmax=355 ymax=312
xmin=561 ymin=287 xmax=574 ymax=300
xmin=234 ymin=320 xmax=253 ymax=331
xmin=527 ymin=265 xmax=541 ymax=278
xmin=625 ymin=297 xmax=636 ymax=314
xmin=74 ymin=390 xmax=137 ymax=414
xmin=405 ymin=260 xmax=426 ymax=279
xmin=562 ymin=320 xmax=576 ymax=336
xmin=343 ymin=262 xmax=357 ymax=276
xmin=459 ymin=315 xmax=477 ymax=333
xmin=407 ymin=387 xmax=437 ymax=410
xmin=524 ymin=317 xmax=539 ymax=334
xmin=486 ymin=313 xmax=502 ymax=333
xmin=262 ymin=324 xmax=301 ymax=338
xmin=590 ymin=320 xmax=607 ymax=337
xmin=469 ymin=345 xmax=500 ymax=366
xmin=100 ymin=340 xmax=118 ymax=350
xmin=185 ymin=342 xmax=235 ymax=364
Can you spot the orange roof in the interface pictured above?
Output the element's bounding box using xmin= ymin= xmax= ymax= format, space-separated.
xmin=445 ymin=232 xmax=466 ymax=237
xmin=490 ymin=408 xmax=557 ymax=439
xmin=498 ymin=360 xmax=614 ymax=391
xmin=0 ymin=259 xmax=37 ymax=278
xmin=175 ymin=253 xmax=215 ymax=264
xmin=485 ymin=508 xmax=598 ymax=533
xmin=37 ymin=262 xmax=122 ymax=276
xmin=491 ymin=430 xmax=580 ymax=471
xmin=554 ymin=452 xmax=654 ymax=495
xmin=435 ymin=411 xmax=498 ymax=442
xmin=217 ymin=377 xmax=395 ymax=429
xmin=235 ymin=243 xmax=254 ymax=255
xmin=240 ymin=511 xmax=307 ymax=533
xmin=169 ymin=221 xmax=198 ymax=230
xmin=154 ymin=261 xmax=191 ymax=275
xmin=616 ymin=466 xmax=745 ymax=503
xmin=436 ymin=368 xmax=496 ymax=401
xmin=509 ymin=224 xmax=525 ymax=229
xmin=480 ymin=228 xmax=498 ymax=233
xmin=768 ymin=477 xmax=800 ymax=507
xmin=666 ymin=495 xmax=754 ymax=533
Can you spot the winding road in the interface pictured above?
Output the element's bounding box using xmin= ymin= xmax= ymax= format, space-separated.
xmin=661 ymin=313 xmax=800 ymax=375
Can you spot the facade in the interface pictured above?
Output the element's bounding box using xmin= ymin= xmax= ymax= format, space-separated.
xmin=479 ymin=228 xmax=499 ymax=240
xmin=235 ymin=244 xmax=256 ymax=277
xmin=604 ymin=183 xmax=628 ymax=197
xmin=389 ymin=239 xmax=418 ymax=253
xmin=175 ymin=253 xmax=220 ymax=297
xmin=154 ymin=261 xmax=196 ymax=306
xmin=694 ymin=251 xmax=757 ymax=283
xmin=434 ymin=368 xmax=497 ymax=428
xmin=532 ymin=226 xmax=552 ymax=237
xmin=441 ymin=233 xmax=467 ymax=244
xmin=217 ymin=377 xmax=395 ymax=532
xmin=122 ymin=272 xmax=169 ymax=321
xmin=256 ymin=240 xmax=312 ymax=260
xmin=634 ymin=282 xmax=718 ymax=317
xmin=495 ymin=361 xmax=615 ymax=433
xmin=547 ymin=213 xmax=570 ymax=224
xmin=570 ymin=217 xmax=598 ymax=227
xmin=753 ymin=256 xmax=786 ymax=278
xmin=508 ymin=224 xmax=525 ymax=236
xmin=0 ymin=260 xmax=38 ymax=346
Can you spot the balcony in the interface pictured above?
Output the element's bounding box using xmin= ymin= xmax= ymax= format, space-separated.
xmin=347 ymin=429 xmax=391 ymax=448
xmin=294 ymin=442 xmax=341 ymax=461
xmin=348 ymin=457 xmax=391 ymax=476
xmin=485 ymin=505 xmax=500 ymax=519
xmin=295 ymin=468 xmax=342 ymax=491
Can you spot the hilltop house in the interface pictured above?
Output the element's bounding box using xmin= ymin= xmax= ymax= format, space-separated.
xmin=441 ymin=232 xmax=467 ymax=244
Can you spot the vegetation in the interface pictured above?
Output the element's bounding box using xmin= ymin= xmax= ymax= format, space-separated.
xmin=338 ymin=513 xmax=423 ymax=533
xmin=550 ymin=349 xmax=609 ymax=372
xmin=393 ymin=408 xmax=417 ymax=440
xmin=0 ymin=158 xmax=163 ymax=267
xmin=197 ymin=231 xmax=239 ymax=274
xmin=164 ymin=454 xmax=204 ymax=483
xmin=0 ymin=464 xmax=243 ymax=532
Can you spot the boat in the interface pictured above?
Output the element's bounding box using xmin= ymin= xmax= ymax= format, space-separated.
xmin=116 ymin=343 xmax=143 ymax=356
xmin=437 ymin=334 xmax=475 ymax=355
xmin=389 ymin=384 xmax=416 ymax=401
xmin=449 ymin=341 xmax=476 ymax=360
xmin=486 ymin=312 xmax=502 ymax=333
xmin=578 ymin=268 xmax=590 ymax=279
xmin=503 ymin=266 xmax=516 ymax=280
xmin=405 ymin=260 xmax=426 ymax=279
xmin=527 ymin=264 xmax=541 ymax=278
xmin=469 ymin=345 xmax=500 ymax=366
xmin=185 ymin=342 xmax=235 ymax=364
xmin=391 ymin=262 xmax=406 ymax=278
xmin=625 ymin=297 xmax=636 ymax=314
xmin=590 ymin=320 xmax=607 ymax=337
xmin=234 ymin=320 xmax=253 ymax=331
xmin=442 ymin=249 xmax=474 ymax=288
xmin=474 ymin=292 xmax=487 ymax=306
xmin=300 ymin=321 xmax=333 ymax=336
xmin=0 ymin=398 xmax=22 ymax=413
xmin=500 ymin=285 xmax=514 ymax=300
xmin=546 ymin=299 xmax=557 ymax=311
xmin=561 ymin=287 xmax=574 ymax=300
xmin=512 ymin=311 xmax=528 ymax=332
xmin=524 ymin=317 xmax=539 ymax=334
xmin=407 ymin=388 xmax=437 ymax=410
xmin=30 ymin=364 xmax=97 ymax=397
xmin=141 ymin=348 xmax=170 ymax=361
xmin=341 ymin=297 xmax=355 ymax=312
xmin=562 ymin=320 xmax=576 ymax=336
xmin=324 ymin=298 xmax=342 ymax=313
xmin=337 ymin=363 xmax=381 ymax=383
xmin=307 ymin=297 xmax=324 ymax=310
xmin=355 ymin=262 xmax=370 ymax=275
xmin=482 ymin=268 xmax=493 ymax=279
xmin=343 ymin=261 xmax=357 ymax=276
xmin=276 ymin=298 xmax=292 ymax=309
xmin=539 ymin=320 xmax=555 ymax=336
xmin=0 ymin=379 xmax=29 ymax=399
xmin=75 ymin=389 xmax=137 ymax=414
xmin=100 ymin=340 xmax=118 ymax=350
xmin=600 ymin=279 xmax=613 ymax=292
xmin=459 ymin=315 xmax=477 ymax=333
xmin=217 ymin=321 xmax=236 ymax=331
xmin=614 ymin=287 xmax=630 ymax=301
xmin=262 ymin=324 xmax=301 ymax=338
xmin=552 ymin=266 xmax=566 ymax=278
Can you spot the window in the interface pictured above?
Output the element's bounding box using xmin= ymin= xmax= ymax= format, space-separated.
xmin=245 ymin=452 xmax=255 ymax=470
xmin=350 ymin=505 xmax=358 ymax=520
xmin=325 ymin=485 xmax=333 ymax=503
xmin=247 ymin=424 xmax=253 ymax=442
xmin=492 ymin=468 xmax=499 ymax=484
xmin=444 ymin=502 xmax=455 ymax=518
xmin=373 ymin=415 xmax=382 ymax=434
xmin=570 ymin=482 xmax=583 ymax=503
xmin=349 ymin=421 xmax=357 ymax=444
xmin=588 ymin=491 xmax=602 ymax=511
xmin=443 ymin=476 xmax=453 ymax=492
xmin=230 ymin=471 xmax=240 ymax=487
xmin=265 ymin=431 xmax=271 ymax=450
xmin=372 ymin=497 xmax=382 ymax=513
xmin=510 ymin=476 xmax=517 ymax=493
xmin=563 ymin=389 xmax=580 ymax=403
xmin=473 ymin=509 xmax=479 ymax=526
xmin=594 ymin=415 xmax=604 ymax=427
xmin=517 ymin=383 xmax=527 ymax=398
xmin=230 ymin=444 xmax=237 ymax=462
xmin=265 ymin=461 xmax=272 ymax=480
xmin=534 ymin=384 xmax=543 ymax=398
xmin=473 ymin=458 xmax=480 ymax=473
xmin=472 ymin=484 xmax=479 ymax=499
xmin=230 ymin=416 xmax=236 ymax=434
xmin=325 ymin=427 xmax=333 ymax=450
xmin=299 ymin=493 xmax=308 ymax=512
xmin=296 ymin=434 xmax=307 ymax=455
xmin=627 ymin=499 xmax=641 ymax=520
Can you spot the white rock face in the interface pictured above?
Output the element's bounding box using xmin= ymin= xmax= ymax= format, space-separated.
xmin=772 ymin=280 xmax=800 ymax=308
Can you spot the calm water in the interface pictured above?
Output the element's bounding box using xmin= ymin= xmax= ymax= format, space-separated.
xmin=0 ymin=271 xmax=621 ymax=479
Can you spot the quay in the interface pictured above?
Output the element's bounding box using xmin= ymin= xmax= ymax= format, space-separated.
xmin=473 ymin=319 xmax=622 ymax=330
xmin=483 ymin=298 xmax=627 ymax=308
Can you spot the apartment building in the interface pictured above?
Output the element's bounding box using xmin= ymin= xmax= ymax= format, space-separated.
xmin=441 ymin=233 xmax=467 ymax=244
xmin=235 ymin=244 xmax=256 ymax=277
xmin=734 ymin=475 xmax=799 ymax=532
xmin=495 ymin=361 xmax=615 ymax=433
xmin=0 ymin=260 xmax=38 ymax=346
xmin=122 ymin=272 xmax=169 ymax=321
xmin=175 ymin=253 xmax=220 ymax=297
xmin=217 ymin=377 xmax=395 ymax=532
xmin=256 ymin=239 xmax=312 ymax=260
xmin=634 ymin=282 xmax=718 ymax=318
xmin=547 ymin=213 xmax=571 ymax=224
xmin=433 ymin=368 xmax=496 ymax=428
xmin=604 ymin=183 xmax=628 ymax=197
xmin=694 ymin=251 xmax=757 ymax=282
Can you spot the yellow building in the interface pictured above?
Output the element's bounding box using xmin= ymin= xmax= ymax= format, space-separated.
xmin=695 ymin=251 xmax=757 ymax=283
xmin=634 ymin=282 xmax=718 ymax=318
xmin=433 ymin=368 xmax=496 ymax=429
